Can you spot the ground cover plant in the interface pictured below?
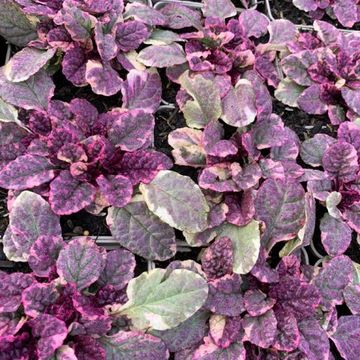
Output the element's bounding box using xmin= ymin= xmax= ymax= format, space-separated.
xmin=0 ymin=0 xmax=359 ymax=359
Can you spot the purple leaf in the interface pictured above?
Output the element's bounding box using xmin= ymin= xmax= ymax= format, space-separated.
xmin=56 ymin=237 xmax=106 ymax=290
xmin=62 ymin=45 xmax=87 ymax=86
xmin=0 ymin=313 xmax=26 ymax=337
xmin=96 ymin=174 xmax=133 ymax=208
xmin=314 ymin=255 xmax=354 ymax=310
xmin=320 ymin=214 xmax=352 ymax=256
xmin=243 ymin=310 xmax=277 ymax=348
xmin=74 ymin=336 xmax=106 ymax=360
xmin=204 ymin=274 xmax=244 ymax=317
xmin=137 ymin=44 xmax=187 ymax=68
xmin=107 ymin=198 xmax=176 ymax=261
xmin=3 ymin=191 xmax=61 ymax=262
xmin=338 ymin=122 xmax=360 ymax=156
xmin=151 ymin=310 xmax=209 ymax=353
xmin=30 ymin=314 xmax=68 ymax=360
xmin=22 ymin=282 xmax=59 ymax=317
xmin=273 ymin=309 xmax=300 ymax=351
xmin=300 ymin=134 xmax=336 ymax=167
xmin=255 ymin=178 xmax=306 ymax=251
xmin=342 ymin=88 xmax=360 ymax=116
xmin=333 ymin=0 xmax=359 ymax=27
xmin=243 ymin=289 xmax=276 ymax=316
xmin=202 ymin=0 xmax=236 ymax=19
xmin=238 ymin=10 xmax=270 ymax=38
xmin=0 ymin=154 xmax=56 ymax=190
xmin=98 ymin=248 xmax=135 ymax=290
xmin=293 ymin=0 xmax=318 ymax=11
xmin=322 ymin=141 xmax=358 ymax=183
xmin=121 ymin=69 xmax=162 ymax=113
xmin=100 ymin=331 xmax=169 ymax=360
xmin=251 ymin=115 xmax=285 ymax=149
xmin=115 ymin=20 xmax=150 ymax=52
xmin=297 ymin=84 xmax=328 ymax=115
xmin=85 ymin=60 xmax=123 ymax=96
xmin=107 ymin=110 xmax=154 ymax=151
xmin=199 ymin=163 xmax=240 ymax=192
xmin=120 ymin=150 xmax=173 ymax=185
xmin=94 ymin=22 xmax=118 ymax=62
xmin=29 ymin=235 xmax=65 ymax=277
xmin=344 ymin=284 xmax=360 ymax=315
xmin=221 ymin=80 xmax=257 ymax=127
xmin=124 ymin=3 xmax=166 ymax=26
xmin=268 ymin=19 xmax=297 ymax=45
xmin=209 ymin=315 xmax=242 ymax=349
xmin=160 ymin=3 xmax=202 ymax=30
xmin=0 ymin=69 xmax=54 ymax=110
xmin=49 ymin=171 xmax=97 ymax=215
xmin=298 ymin=319 xmax=330 ymax=360
xmin=0 ymin=272 xmax=34 ymax=313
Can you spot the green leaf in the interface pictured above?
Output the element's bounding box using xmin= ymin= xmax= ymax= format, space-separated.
xmin=119 ymin=268 xmax=208 ymax=330
xmin=216 ymin=220 xmax=260 ymax=274
xmin=275 ymin=78 xmax=304 ymax=107
xmin=0 ymin=98 xmax=18 ymax=123
xmin=0 ymin=0 xmax=37 ymax=46
xmin=140 ymin=170 xmax=209 ymax=233
xmin=179 ymin=71 xmax=222 ymax=128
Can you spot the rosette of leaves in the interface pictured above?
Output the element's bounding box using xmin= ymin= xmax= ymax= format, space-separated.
xmin=0 ymin=193 xmax=209 ymax=359
xmin=292 ymin=0 xmax=360 ymax=28
xmin=0 ymin=0 xmax=168 ymax=95
xmin=136 ymin=1 xmax=298 ymax=94
xmin=0 ymin=68 xmax=172 ymax=215
xmin=276 ymin=20 xmax=360 ymax=123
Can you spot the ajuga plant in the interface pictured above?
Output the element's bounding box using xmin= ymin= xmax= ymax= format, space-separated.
xmin=0 ymin=68 xmax=172 ymax=215
xmin=275 ymin=20 xmax=360 ymax=123
xmin=292 ymin=0 xmax=360 ymax=28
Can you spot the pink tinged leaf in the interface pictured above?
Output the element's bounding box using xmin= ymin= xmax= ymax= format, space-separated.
xmin=137 ymin=43 xmax=187 ymax=68
xmin=159 ymin=3 xmax=202 ymax=30
xmin=209 ymin=315 xmax=242 ymax=349
xmin=255 ymin=178 xmax=306 ymax=251
xmin=199 ymin=163 xmax=239 ymax=192
xmin=94 ymin=22 xmax=118 ymax=62
xmin=3 ymin=191 xmax=61 ymax=262
xmin=320 ymin=214 xmax=352 ymax=256
xmin=49 ymin=171 xmax=97 ymax=215
xmin=238 ymin=10 xmax=270 ymax=38
xmin=56 ymin=237 xmax=106 ymax=290
xmin=107 ymin=110 xmax=154 ymax=151
xmin=269 ymin=278 xmax=320 ymax=319
xmin=300 ymin=134 xmax=336 ymax=167
xmin=4 ymin=47 xmax=56 ymax=82
xmin=232 ymin=163 xmax=262 ymax=190
xmin=225 ymin=191 xmax=255 ymax=227
xmin=115 ymin=20 xmax=150 ymax=52
xmin=322 ymin=141 xmax=358 ymax=183
xmin=121 ymin=69 xmax=162 ymax=113
xmin=151 ymin=310 xmax=209 ymax=353
xmin=85 ymin=60 xmax=123 ymax=96
xmin=271 ymin=128 xmax=300 ymax=161
xmin=62 ymin=45 xmax=87 ymax=86
xmin=259 ymin=159 xmax=285 ymax=179
xmin=204 ymin=274 xmax=244 ymax=317
xmin=82 ymin=0 xmax=114 ymax=13
xmin=54 ymin=5 xmax=96 ymax=42
xmin=72 ymin=291 xmax=104 ymax=320
xmin=314 ymin=255 xmax=354 ymax=310
xmin=251 ymin=115 xmax=285 ymax=149
xmin=293 ymin=0 xmax=318 ymax=11
xmin=96 ymin=175 xmax=133 ymax=208
xmin=201 ymin=237 xmax=233 ymax=279
xmin=202 ymin=0 xmax=236 ymax=19
xmin=98 ymin=248 xmax=135 ymax=290
xmin=30 ymin=314 xmax=68 ymax=360
xmin=221 ymin=80 xmax=257 ymax=127
xmin=28 ymin=235 xmax=65 ymax=277
xmin=297 ymin=84 xmax=328 ymax=115
xmin=0 ymin=272 xmax=34 ymax=313
xmin=22 ymin=282 xmax=59 ymax=317
xmin=192 ymin=336 xmax=246 ymax=360
xmin=333 ymin=0 xmax=359 ymax=27
xmin=268 ymin=19 xmax=297 ymax=45
xmin=331 ymin=315 xmax=360 ymax=360
xmin=120 ymin=150 xmax=173 ymax=185
xmin=124 ymin=3 xmax=167 ymax=26
xmin=338 ymin=122 xmax=360 ymax=156
xmin=100 ymin=331 xmax=169 ymax=360
xmin=344 ymin=284 xmax=360 ymax=315
xmin=243 ymin=309 xmax=277 ymax=348
xmin=243 ymin=289 xmax=276 ymax=316
xmin=0 ymin=69 xmax=54 ymax=110
xmin=0 ymin=154 xmax=56 ymax=190
xmin=298 ymin=319 xmax=330 ymax=360
xmin=273 ymin=308 xmax=300 ymax=352
xmin=342 ymin=88 xmax=360 ymax=116
xmin=107 ymin=200 xmax=176 ymax=261
xmin=343 ymin=203 xmax=360 ymax=233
